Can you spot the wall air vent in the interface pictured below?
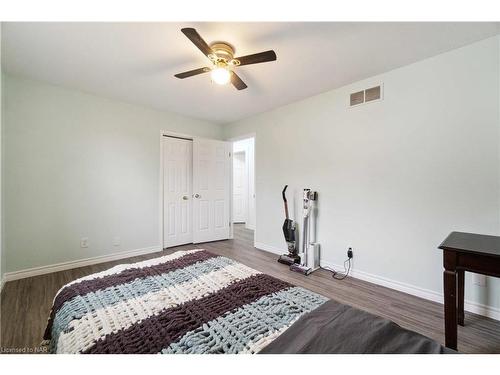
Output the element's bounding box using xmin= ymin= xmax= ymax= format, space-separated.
xmin=365 ymin=86 xmax=381 ymax=102
xmin=350 ymin=90 xmax=364 ymax=106
xmin=349 ymin=84 xmax=383 ymax=107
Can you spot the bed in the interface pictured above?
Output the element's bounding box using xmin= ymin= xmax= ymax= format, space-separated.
xmin=43 ymin=249 xmax=451 ymax=354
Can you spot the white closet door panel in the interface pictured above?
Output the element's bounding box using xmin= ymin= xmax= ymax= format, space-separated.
xmin=163 ymin=137 xmax=193 ymax=248
xmin=193 ymin=138 xmax=231 ymax=243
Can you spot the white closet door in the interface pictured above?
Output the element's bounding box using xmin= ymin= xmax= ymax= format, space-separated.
xmin=163 ymin=137 xmax=193 ymax=248
xmin=193 ymin=138 xmax=231 ymax=243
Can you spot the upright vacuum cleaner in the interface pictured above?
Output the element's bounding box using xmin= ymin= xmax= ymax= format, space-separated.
xmin=278 ymin=185 xmax=300 ymax=265
xmin=290 ymin=189 xmax=320 ymax=275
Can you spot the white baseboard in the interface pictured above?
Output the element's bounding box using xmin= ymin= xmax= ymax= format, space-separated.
xmin=254 ymin=242 xmax=283 ymax=255
xmin=463 ymin=299 xmax=500 ymax=321
xmin=4 ymin=246 xmax=162 ymax=282
xmin=322 ymin=259 xmax=500 ymax=321
xmin=254 ymin=242 xmax=500 ymax=322
xmin=0 ymin=275 xmax=5 ymax=294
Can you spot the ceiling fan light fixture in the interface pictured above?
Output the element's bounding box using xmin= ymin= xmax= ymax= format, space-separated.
xmin=211 ymin=66 xmax=231 ymax=85
xmin=175 ymin=28 xmax=277 ymax=90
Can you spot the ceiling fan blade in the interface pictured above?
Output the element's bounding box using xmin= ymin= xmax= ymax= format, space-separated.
xmin=174 ymin=67 xmax=210 ymax=79
xmin=181 ymin=28 xmax=213 ymax=58
xmin=234 ymin=50 xmax=277 ymax=66
xmin=231 ymin=72 xmax=248 ymax=90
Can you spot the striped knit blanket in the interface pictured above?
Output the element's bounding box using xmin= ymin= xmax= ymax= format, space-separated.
xmin=44 ymin=249 xmax=327 ymax=354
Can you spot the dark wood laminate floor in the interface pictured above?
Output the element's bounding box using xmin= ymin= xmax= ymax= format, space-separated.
xmin=1 ymin=224 xmax=499 ymax=353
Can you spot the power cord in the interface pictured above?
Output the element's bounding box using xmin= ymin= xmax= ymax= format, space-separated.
xmin=320 ymin=257 xmax=352 ymax=280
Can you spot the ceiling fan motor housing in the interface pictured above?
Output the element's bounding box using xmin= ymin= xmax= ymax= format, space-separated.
xmin=209 ymin=42 xmax=240 ymax=66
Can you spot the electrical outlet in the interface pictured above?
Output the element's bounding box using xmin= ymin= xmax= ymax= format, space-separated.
xmin=113 ymin=237 xmax=121 ymax=247
xmin=472 ymin=274 xmax=486 ymax=287
xmin=347 ymin=247 xmax=353 ymax=259
xmin=80 ymin=237 xmax=89 ymax=248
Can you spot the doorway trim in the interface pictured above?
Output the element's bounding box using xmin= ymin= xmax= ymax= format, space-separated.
xmin=232 ymin=150 xmax=248 ymax=224
xmin=227 ymin=133 xmax=257 ymax=248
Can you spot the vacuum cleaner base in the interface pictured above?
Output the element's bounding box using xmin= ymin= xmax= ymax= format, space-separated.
xmin=277 ymin=254 xmax=300 ymax=266
xmin=289 ymin=263 xmax=313 ymax=276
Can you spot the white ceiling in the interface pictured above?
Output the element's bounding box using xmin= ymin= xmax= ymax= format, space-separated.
xmin=2 ymin=22 xmax=499 ymax=124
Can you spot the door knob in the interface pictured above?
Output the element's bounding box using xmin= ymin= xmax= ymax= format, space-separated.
xmin=194 ymin=193 xmax=201 ymax=199
xmin=182 ymin=195 xmax=189 ymax=200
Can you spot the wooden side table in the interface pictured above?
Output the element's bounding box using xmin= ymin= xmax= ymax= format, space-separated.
xmin=439 ymin=231 xmax=500 ymax=350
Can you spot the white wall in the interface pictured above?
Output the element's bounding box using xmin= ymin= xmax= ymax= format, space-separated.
xmin=3 ymin=75 xmax=222 ymax=273
xmin=223 ymin=36 xmax=500 ymax=314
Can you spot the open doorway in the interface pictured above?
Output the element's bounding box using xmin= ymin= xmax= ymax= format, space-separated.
xmin=231 ymin=136 xmax=255 ymax=244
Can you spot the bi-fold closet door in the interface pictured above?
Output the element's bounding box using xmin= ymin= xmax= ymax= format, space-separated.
xmin=163 ymin=135 xmax=231 ymax=248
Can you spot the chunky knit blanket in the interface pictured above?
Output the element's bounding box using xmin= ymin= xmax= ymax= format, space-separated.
xmin=43 ymin=249 xmax=327 ymax=354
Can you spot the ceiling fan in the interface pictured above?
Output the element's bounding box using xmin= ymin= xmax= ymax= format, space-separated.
xmin=174 ymin=28 xmax=277 ymax=90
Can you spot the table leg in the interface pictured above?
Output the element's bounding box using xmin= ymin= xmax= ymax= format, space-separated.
xmin=457 ymin=270 xmax=464 ymax=326
xmin=444 ymin=269 xmax=458 ymax=350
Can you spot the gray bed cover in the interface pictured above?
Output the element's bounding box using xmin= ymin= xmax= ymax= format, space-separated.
xmin=261 ymin=299 xmax=454 ymax=354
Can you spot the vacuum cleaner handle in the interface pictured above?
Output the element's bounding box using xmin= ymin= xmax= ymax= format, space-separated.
xmin=282 ymin=185 xmax=288 ymax=202
xmin=282 ymin=185 xmax=289 ymax=220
